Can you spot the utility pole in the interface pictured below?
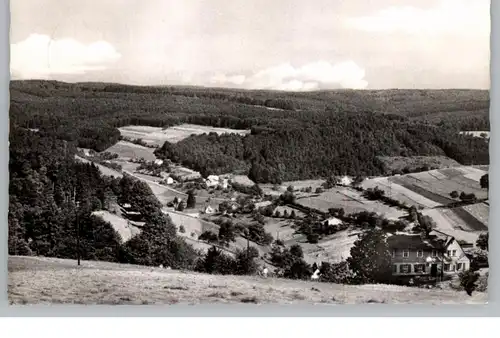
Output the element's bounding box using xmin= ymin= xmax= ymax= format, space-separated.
xmin=76 ymin=201 xmax=81 ymax=266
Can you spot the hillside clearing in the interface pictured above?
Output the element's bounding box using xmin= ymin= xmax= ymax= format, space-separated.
xmin=92 ymin=210 xmax=142 ymax=242
xmin=104 ymin=141 xmax=157 ymax=161
xmin=377 ymin=156 xmax=461 ymax=174
xmin=8 ymin=256 xmax=487 ymax=305
xmin=296 ymin=188 xmax=406 ymax=220
xmin=74 ymin=156 xmax=123 ymax=178
xmin=119 ymin=124 xmax=251 ymax=146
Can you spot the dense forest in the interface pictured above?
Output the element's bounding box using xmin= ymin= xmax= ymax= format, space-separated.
xmin=10 ymin=80 xmax=489 ymax=150
xmin=9 ymin=80 xmax=490 ymax=183
xmin=155 ymin=112 xmax=489 ymax=183
xmin=8 ymin=127 xmax=199 ymax=268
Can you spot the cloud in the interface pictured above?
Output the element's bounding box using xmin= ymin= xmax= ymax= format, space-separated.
xmin=209 ymin=60 xmax=368 ymax=91
xmin=11 ymin=34 xmax=121 ymax=79
xmin=345 ymin=0 xmax=489 ymax=36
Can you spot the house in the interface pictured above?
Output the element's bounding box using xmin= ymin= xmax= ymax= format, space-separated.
xmin=206 ymin=175 xmax=220 ymax=187
xmin=387 ymin=234 xmax=442 ymax=280
xmin=165 ymin=177 xmax=174 ymax=185
xmin=154 ymin=159 xmax=164 ymax=166
xmin=339 ymin=176 xmax=352 ymax=186
xmin=323 ymin=217 xmax=342 ymax=226
xmin=386 ymin=231 xmax=471 ymax=282
xmin=430 ymin=230 xmax=471 ymax=274
xmin=204 ymin=205 xmax=215 ymax=214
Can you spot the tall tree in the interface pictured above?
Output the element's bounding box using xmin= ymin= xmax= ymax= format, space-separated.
xmin=347 ymin=229 xmax=392 ymax=284
xmin=186 ymin=189 xmax=196 ymax=209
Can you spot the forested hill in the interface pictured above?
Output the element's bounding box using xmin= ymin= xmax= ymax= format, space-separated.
xmin=10 ymin=80 xmax=489 ymax=147
xmin=154 ymin=112 xmax=489 ymax=183
xmin=10 ymin=80 xmax=490 ymax=183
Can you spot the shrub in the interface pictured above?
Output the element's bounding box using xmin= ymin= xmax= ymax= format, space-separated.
xmin=179 ymin=225 xmax=185 ymax=233
xmin=450 ymin=191 xmax=459 ymax=199
xmin=476 ymin=232 xmax=488 ymax=251
xmin=199 ymin=231 xmax=218 ymax=243
xmin=459 ymin=270 xmax=480 ymax=296
xmin=307 ymin=233 xmax=320 ymax=244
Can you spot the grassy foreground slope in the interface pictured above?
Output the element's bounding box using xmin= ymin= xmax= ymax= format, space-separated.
xmin=8 ymin=256 xmax=487 ymax=305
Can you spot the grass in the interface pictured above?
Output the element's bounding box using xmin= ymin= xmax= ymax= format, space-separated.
xmin=118 ymin=124 xmax=251 ymax=146
xmin=296 ymin=187 xmax=406 ymax=220
xmin=104 ymin=141 xmax=157 ymax=161
xmin=8 ymin=256 xmax=487 ymax=305
xmin=377 ymin=156 xmax=461 ymax=174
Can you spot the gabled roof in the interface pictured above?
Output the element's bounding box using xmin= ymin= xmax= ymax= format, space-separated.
xmin=386 ymin=234 xmax=443 ymax=250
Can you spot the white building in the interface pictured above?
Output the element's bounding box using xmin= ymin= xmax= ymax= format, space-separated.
xmin=204 ymin=206 xmax=215 ymax=214
xmin=339 ymin=176 xmax=352 ymax=186
xmin=323 ymin=217 xmax=343 ymax=226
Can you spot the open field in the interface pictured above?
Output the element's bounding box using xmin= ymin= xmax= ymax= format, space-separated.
xmin=315 ymin=230 xmax=360 ymax=263
xmin=74 ymin=156 xmax=123 ymax=178
xmin=92 ymin=210 xmax=142 ymax=242
xmin=165 ymin=210 xmax=219 ymax=239
xmin=377 ymin=156 xmax=461 ymax=174
xmin=104 ymin=141 xmax=156 ymax=161
xmin=261 ymin=180 xmax=325 ymax=196
xmin=388 ymin=167 xmax=488 ymax=205
xmin=296 ymin=188 xmax=406 ymax=220
xmin=119 ymin=124 xmax=251 ymax=146
xmin=421 ymin=209 xmax=483 ymax=245
xmin=361 ymin=177 xmax=440 ymax=209
xmin=230 ymin=175 xmax=256 ymax=186
xmin=462 ymin=202 xmax=489 ymax=228
xmin=8 ymin=256 xmax=487 ymax=305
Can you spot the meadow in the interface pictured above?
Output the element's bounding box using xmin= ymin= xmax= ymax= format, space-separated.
xmin=8 ymin=256 xmax=487 ymax=305
xmin=119 ymin=124 xmax=251 ymax=146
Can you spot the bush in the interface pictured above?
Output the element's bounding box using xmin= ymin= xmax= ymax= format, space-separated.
xmin=199 ymin=231 xmax=218 ymax=243
xmin=450 ymin=191 xmax=459 ymax=199
xmin=307 ymin=233 xmax=319 ymax=244
xmin=476 ymin=232 xmax=488 ymax=251
xmin=319 ymin=261 xmax=353 ymax=284
xmin=459 ymin=270 xmax=480 ymax=296
xmin=179 ymin=225 xmax=185 ymax=233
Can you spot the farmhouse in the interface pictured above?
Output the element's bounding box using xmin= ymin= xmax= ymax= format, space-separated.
xmin=154 ymin=159 xmax=164 ymax=166
xmin=387 ymin=231 xmax=471 ymax=282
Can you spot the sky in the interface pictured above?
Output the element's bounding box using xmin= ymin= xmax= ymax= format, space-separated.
xmin=10 ymin=0 xmax=491 ymax=90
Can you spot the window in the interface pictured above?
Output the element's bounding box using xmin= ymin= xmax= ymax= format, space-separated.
xmin=417 ymin=250 xmax=423 ymax=258
xmin=444 ymin=264 xmax=450 ymax=272
xmin=452 ymin=250 xmax=457 ymax=257
xmin=400 ymin=264 xmax=411 ymax=273
xmin=447 ymin=250 xmax=451 ymax=256
xmin=393 ymin=265 xmax=397 ymax=273
xmin=431 ymin=250 xmax=437 ymax=257
xmin=414 ymin=264 xmax=426 ymax=273
xmin=392 ymin=250 xmax=396 ymax=258
xmin=450 ymin=264 xmax=455 ymax=271
xmin=457 ymin=263 xmax=463 ymax=271
xmin=402 ymin=249 xmax=409 ymax=258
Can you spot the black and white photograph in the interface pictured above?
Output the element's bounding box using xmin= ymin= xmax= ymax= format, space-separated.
xmin=8 ymin=0 xmax=490 ymax=305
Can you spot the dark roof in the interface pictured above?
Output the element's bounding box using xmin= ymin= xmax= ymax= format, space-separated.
xmin=386 ymin=234 xmax=442 ymax=250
